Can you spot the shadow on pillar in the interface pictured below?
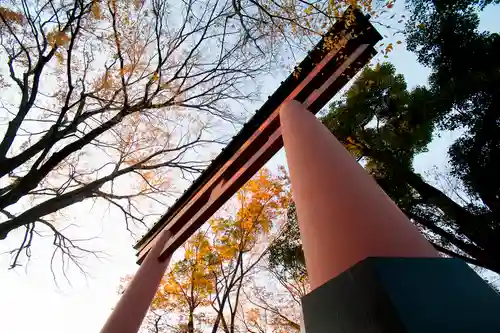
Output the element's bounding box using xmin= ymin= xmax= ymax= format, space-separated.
xmin=302 ymin=257 xmax=500 ymax=333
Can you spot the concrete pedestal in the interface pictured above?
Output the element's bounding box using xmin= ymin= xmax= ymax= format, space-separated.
xmin=302 ymin=257 xmax=500 ymax=333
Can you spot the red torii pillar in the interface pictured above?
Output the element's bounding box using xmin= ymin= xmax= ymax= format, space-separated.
xmin=100 ymin=230 xmax=172 ymax=333
xmin=279 ymin=100 xmax=438 ymax=289
xmin=101 ymin=101 xmax=500 ymax=333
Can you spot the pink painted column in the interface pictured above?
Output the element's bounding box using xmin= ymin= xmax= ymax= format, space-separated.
xmin=100 ymin=230 xmax=172 ymax=333
xmin=279 ymin=100 xmax=438 ymax=290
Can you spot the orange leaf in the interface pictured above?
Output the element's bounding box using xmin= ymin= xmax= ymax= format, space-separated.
xmin=91 ymin=1 xmax=102 ymax=19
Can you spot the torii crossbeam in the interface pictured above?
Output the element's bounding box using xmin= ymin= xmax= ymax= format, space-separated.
xmin=134 ymin=8 xmax=382 ymax=264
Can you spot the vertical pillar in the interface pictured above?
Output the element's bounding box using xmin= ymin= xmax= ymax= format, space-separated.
xmin=100 ymin=230 xmax=172 ymax=333
xmin=280 ymin=100 xmax=438 ymax=290
xmin=280 ymin=100 xmax=500 ymax=332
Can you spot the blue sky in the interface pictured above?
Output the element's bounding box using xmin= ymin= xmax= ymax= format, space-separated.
xmin=0 ymin=3 xmax=499 ymax=333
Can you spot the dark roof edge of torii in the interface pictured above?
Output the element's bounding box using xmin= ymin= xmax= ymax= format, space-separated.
xmin=134 ymin=7 xmax=382 ymax=262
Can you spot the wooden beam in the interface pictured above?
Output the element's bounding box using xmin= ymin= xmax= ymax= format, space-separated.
xmin=135 ymin=9 xmax=382 ymax=263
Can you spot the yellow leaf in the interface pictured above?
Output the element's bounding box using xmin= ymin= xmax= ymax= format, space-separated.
xmin=91 ymin=1 xmax=102 ymax=20
xmin=55 ymin=51 xmax=64 ymax=65
xmin=47 ymin=30 xmax=70 ymax=47
xmin=0 ymin=7 xmax=24 ymax=25
xmin=247 ymin=308 xmax=260 ymax=323
xmin=133 ymin=0 xmax=143 ymax=10
xmin=119 ymin=64 xmax=135 ymax=76
xmin=101 ymin=72 xmax=113 ymax=90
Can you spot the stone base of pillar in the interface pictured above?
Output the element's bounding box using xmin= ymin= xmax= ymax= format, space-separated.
xmin=301 ymin=257 xmax=500 ymax=333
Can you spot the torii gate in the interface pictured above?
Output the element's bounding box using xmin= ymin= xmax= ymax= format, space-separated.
xmin=101 ymin=8 xmax=500 ymax=333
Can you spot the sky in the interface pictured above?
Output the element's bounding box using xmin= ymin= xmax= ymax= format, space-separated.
xmin=1 ymin=2 xmax=500 ymax=333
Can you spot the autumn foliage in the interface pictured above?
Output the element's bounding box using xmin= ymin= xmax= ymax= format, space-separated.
xmin=0 ymin=0 xmax=267 ymax=271
xmin=122 ymin=168 xmax=302 ymax=333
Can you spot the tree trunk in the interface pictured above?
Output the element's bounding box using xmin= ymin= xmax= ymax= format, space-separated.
xmin=188 ymin=309 xmax=194 ymax=333
xmin=403 ymin=171 xmax=500 ymax=273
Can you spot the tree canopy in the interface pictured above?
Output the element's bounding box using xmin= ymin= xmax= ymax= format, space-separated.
xmin=0 ymin=0 xmax=270 ymax=270
xmin=0 ymin=0 xmax=400 ymax=273
xmin=407 ymin=0 xmax=500 ymax=213
xmin=405 ymin=0 xmax=500 ymax=268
